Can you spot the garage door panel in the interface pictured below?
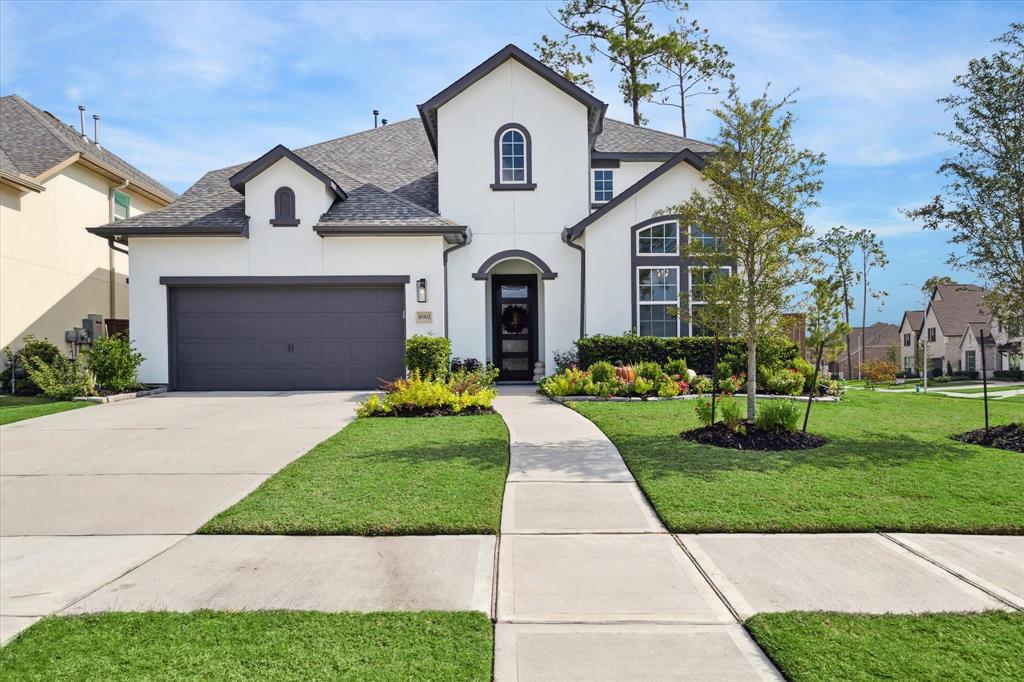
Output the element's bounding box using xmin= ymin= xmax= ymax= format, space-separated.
xmin=171 ymin=285 xmax=405 ymax=390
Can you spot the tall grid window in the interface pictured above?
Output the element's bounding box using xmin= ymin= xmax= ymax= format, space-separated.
xmin=689 ymin=225 xmax=720 ymax=249
xmin=688 ymin=266 xmax=732 ymax=336
xmin=593 ymin=169 xmax=613 ymax=202
xmin=637 ymin=267 xmax=679 ymax=337
xmin=499 ymin=128 xmax=527 ymax=183
xmin=636 ymin=221 xmax=679 ymax=255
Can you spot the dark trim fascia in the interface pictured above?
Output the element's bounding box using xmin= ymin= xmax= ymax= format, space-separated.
xmin=315 ymin=224 xmax=468 ymax=244
xmin=472 ymin=249 xmax=558 ymax=280
xmin=269 ymin=218 xmax=300 ymax=226
xmin=87 ymin=225 xmax=248 ymax=238
xmin=564 ymin=237 xmax=586 ymax=338
xmin=417 ymin=43 xmax=606 ymax=158
xmin=159 ymin=275 xmax=411 ymax=287
xmin=590 ymin=202 xmax=609 ymax=209
xmin=490 ymin=183 xmax=537 ymax=191
xmin=443 ymin=238 xmax=471 ymax=338
xmin=591 ymin=158 xmax=620 ymax=169
xmin=228 ymin=144 xmax=346 ymax=200
xmin=591 ymin=151 xmax=681 ymax=162
xmin=563 ymin=148 xmax=707 ymax=241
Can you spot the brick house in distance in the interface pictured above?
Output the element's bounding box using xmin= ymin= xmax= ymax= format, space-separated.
xmin=829 ymin=322 xmax=899 ymax=379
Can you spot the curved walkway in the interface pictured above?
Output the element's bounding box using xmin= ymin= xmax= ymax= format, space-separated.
xmin=493 ymin=388 xmax=781 ymax=681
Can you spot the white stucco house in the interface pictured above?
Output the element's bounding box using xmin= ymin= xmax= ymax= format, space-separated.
xmin=89 ymin=44 xmax=715 ymax=390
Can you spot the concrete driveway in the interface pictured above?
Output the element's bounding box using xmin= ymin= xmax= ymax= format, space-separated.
xmin=0 ymin=391 xmax=362 ymax=641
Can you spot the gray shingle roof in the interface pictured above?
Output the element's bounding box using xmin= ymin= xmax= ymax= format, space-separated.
xmin=0 ymin=94 xmax=176 ymax=202
xmin=594 ymin=119 xmax=715 ymax=156
xmin=929 ymin=284 xmax=991 ymax=338
xmin=91 ymin=111 xmax=710 ymax=238
xmin=903 ymin=310 xmax=925 ymax=331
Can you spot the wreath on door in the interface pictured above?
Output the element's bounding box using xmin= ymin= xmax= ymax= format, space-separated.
xmin=501 ymin=304 xmax=528 ymax=334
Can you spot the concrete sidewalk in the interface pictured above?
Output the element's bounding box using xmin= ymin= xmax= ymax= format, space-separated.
xmin=493 ymin=389 xmax=781 ymax=681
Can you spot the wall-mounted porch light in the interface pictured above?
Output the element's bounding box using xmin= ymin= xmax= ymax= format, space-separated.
xmin=416 ymin=278 xmax=428 ymax=303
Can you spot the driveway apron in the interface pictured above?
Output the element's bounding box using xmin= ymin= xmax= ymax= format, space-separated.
xmin=493 ymin=388 xmax=782 ymax=681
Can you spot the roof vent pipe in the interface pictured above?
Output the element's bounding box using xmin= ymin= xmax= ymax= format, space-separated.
xmin=78 ymin=105 xmax=87 ymax=140
xmin=373 ymin=109 xmax=379 ymax=128
xmin=92 ymin=114 xmax=101 ymax=148
xmin=381 ymin=118 xmax=388 ymax=126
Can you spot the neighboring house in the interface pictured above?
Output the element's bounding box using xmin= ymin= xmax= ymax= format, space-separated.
xmin=829 ymin=322 xmax=899 ymax=379
xmin=1 ymin=95 xmax=176 ymax=351
xmin=898 ymin=310 xmax=925 ymax=373
xmin=900 ymin=282 xmax=1018 ymax=377
xmin=88 ymin=44 xmax=719 ymax=391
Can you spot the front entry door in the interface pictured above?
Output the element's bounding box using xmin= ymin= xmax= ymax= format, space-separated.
xmin=492 ymin=275 xmax=538 ymax=381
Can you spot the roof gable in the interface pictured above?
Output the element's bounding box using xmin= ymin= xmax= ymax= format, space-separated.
xmin=563 ymin=148 xmax=706 ymax=241
xmin=228 ymin=144 xmax=346 ymax=200
xmin=417 ymin=43 xmax=607 ymax=157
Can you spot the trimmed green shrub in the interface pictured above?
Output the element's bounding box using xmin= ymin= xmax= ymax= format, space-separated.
xmin=994 ymin=369 xmax=1023 ymax=380
xmin=87 ymin=335 xmax=144 ymax=392
xmin=588 ymin=361 xmax=616 ymax=383
xmin=634 ymin=361 xmax=662 ymax=381
xmin=760 ymin=366 xmax=806 ymax=396
xmin=356 ymin=370 xmax=495 ymax=417
xmin=755 ymin=399 xmax=801 ymax=431
xmin=576 ymin=334 xmax=798 ymax=375
xmin=664 ymin=358 xmax=688 ymax=376
xmin=538 ymin=367 xmax=593 ymax=397
xmin=25 ymin=353 xmax=95 ymax=400
xmin=718 ymin=399 xmax=745 ymax=432
xmin=2 ymin=336 xmax=63 ymax=395
xmin=691 ymin=375 xmax=713 ymax=394
xmin=404 ymin=335 xmax=451 ymax=379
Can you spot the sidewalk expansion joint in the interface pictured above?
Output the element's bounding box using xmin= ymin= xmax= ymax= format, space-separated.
xmin=671 ymin=534 xmax=743 ymax=624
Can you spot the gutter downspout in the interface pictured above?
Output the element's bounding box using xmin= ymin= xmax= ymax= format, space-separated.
xmin=562 ymin=230 xmax=586 ymax=339
xmin=108 ymin=180 xmax=129 ymax=319
xmin=443 ymin=229 xmax=472 ymax=338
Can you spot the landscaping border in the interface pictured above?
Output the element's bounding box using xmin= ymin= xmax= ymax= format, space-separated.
xmin=548 ymin=393 xmax=839 ymax=403
xmin=73 ymin=386 xmax=168 ymax=404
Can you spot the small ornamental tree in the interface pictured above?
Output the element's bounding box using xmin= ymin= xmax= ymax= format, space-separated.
xmin=666 ymin=85 xmax=825 ymax=423
xmin=854 ymin=229 xmax=888 ymax=379
xmin=862 ymin=359 xmax=898 ymax=388
xmin=803 ymin=278 xmax=850 ymax=432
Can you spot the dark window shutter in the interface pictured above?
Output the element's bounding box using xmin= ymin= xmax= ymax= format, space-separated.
xmin=273 ymin=187 xmax=298 ymax=225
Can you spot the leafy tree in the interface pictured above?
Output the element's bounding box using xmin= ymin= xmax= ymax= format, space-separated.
xmin=649 ymin=11 xmax=733 ymax=136
xmin=667 ymin=86 xmax=826 ymax=423
xmin=921 ymin=275 xmax=956 ymax=297
xmin=534 ymin=35 xmax=595 ymax=89
xmin=816 ymin=225 xmax=859 ymax=380
xmin=542 ymin=0 xmax=683 ymax=125
xmin=905 ymin=23 xmax=1024 ymax=349
xmin=854 ymin=229 xmax=888 ymax=380
xmin=803 ymin=278 xmax=850 ymax=432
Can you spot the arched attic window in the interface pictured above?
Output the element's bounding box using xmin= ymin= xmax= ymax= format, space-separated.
xmin=491 ymin=124 xmax=536 ymax=191
xmin=271 ymin=186 xmax=299 ymax=226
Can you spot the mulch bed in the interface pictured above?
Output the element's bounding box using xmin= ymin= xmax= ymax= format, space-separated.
xmin=380 ymin=406 xmax=496 ymax=418
xmin=951 ymin=424 xmax=1023 ymax=453
xmin=681 ymin=422 xmax=826 ymax=451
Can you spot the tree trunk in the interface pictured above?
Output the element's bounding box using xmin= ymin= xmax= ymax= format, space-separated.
xmin=679 ymin=73 xmax=687 ymax=137
xmin=711 ymin=335 xmax=719 ymax=423
xmin=803 ymin=339 xmax=825 ymax=432
xmin=860 ymin=257 xmax=868 ymax=381
xmin=842 ymin=281 xmax=853 ymax=380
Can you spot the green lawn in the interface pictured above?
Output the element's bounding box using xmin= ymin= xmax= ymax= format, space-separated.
xmin=0 ymin=611 xmax=493 ymax=681
xmin=571 ymin=391 xmax=1024 ymax=533
xmin=746 ymin=611 xmax=1024 ymax=682
xmin=0 ymin=395 xmax=90 ymax=425
xmin=201 ymin=414 xmax=509 ymax=535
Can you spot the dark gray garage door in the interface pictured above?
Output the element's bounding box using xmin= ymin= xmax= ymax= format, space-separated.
xmin=168 ymin=285 xmax=405 ymax=390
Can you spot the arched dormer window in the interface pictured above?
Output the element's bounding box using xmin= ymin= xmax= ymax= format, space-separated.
xmin=271 ymin=186 xmax=299 ymax=226
xmin=491 ymin=124 xmax=536 ymax=191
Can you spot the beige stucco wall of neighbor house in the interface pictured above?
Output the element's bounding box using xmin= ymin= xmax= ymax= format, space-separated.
xmin=899 ymin=319 xmax=918 ymax=372
xmin=0 ymin=162 xmax=159 ymax=351
xmin=127 ymin=156 xmax=446 ymax=385
xmin=438 ymin=57 xmax=589 ymax=371
xmin=582 ymin=162 xmax=705 ymax=337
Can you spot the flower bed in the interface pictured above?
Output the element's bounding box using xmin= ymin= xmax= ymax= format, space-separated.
xmin=356 ymin=367 xmax=498 ymax=417
xmin=681 ymin=423 xmax=826 ymax=450
xmin=951 ymin=424 xmax=1023 ymax=453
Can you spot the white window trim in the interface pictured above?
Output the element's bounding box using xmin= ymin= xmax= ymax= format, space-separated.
xmin=500 ymin=128 xmax=528 ymax=184
xmin=687 ymin=224 xmax=720 ymax=250
xmin=636 ymin=265 xmax=680 ymax=338
xmin=593 ymin=169 xmax=613 ymax=203
xmin=687 ymin=265 xmax=733 ymax=336
xmin=635 ymin=220 xmax=680 ymax=257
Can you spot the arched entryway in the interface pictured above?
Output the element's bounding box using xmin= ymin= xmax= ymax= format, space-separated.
xmin=473 ymin=250 xmax=557 ymax=381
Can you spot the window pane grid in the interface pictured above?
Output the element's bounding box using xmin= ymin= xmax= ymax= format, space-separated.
xmin=500 ymin=129 xmax=526 ymax=183
xmin=594 ymin=170 xmax=613 ymax=202
xmin=637 ymin=221 xmax=679 ymax=255
xmin=638 ymin=267 xmax=678 ymax=338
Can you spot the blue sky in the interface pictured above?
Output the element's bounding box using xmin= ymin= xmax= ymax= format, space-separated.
xmin=2 ymin=1 xmax=1020 ymax=323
